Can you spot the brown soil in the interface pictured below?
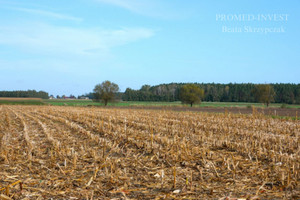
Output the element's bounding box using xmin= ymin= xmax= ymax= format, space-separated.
xmin=111 ymin=106 xmax=300 ymax=118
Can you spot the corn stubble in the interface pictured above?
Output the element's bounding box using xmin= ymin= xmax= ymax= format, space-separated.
xmin=0 ymin=105 xmax=299 ymax=199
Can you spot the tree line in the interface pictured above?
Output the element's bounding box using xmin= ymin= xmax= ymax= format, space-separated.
xmin=3 ymin=83 xmax=299 ymax=105
xmin=122 ymin=83 xmax=300 ymax=104
xmin=0 ymin=90 xmax=49 ymax=99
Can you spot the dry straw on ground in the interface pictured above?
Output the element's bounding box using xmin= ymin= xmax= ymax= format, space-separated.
xmin=0 ymin=105 xmax=299 ymax=199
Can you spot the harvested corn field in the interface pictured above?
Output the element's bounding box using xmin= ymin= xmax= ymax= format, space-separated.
xmin=0 ymin=105 xmax=299 ymax=199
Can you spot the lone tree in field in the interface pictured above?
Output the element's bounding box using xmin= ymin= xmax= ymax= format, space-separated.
xmin=180 ymin=84 xmax=204 ymax=107
xmin=93 ymin=81 xmax=119 ymax=106
xmin=253 ymin=84 xmax=275 ymax=107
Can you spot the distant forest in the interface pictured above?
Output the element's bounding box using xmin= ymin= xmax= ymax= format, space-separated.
xmin=122 ymin=83 xmax=300 ymax=104
xmin=0 ymin=90 xmax=49 ymax=99
xmin=2 ymin=83 xmax=300 ymax=104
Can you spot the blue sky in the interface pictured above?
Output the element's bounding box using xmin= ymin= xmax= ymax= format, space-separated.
xmin=0 ymin=0 xmax=299 ymax=96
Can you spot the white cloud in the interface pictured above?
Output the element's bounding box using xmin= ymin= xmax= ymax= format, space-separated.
xmin=0 ymin=23 xmax=155 ymax=58
xmin=96 ymin=0 xmax=153 ymax=13
xmin=10 ymin=7 xmax=83 ymax=22
xmin=95 ymin=0 xmax=183 ymax=19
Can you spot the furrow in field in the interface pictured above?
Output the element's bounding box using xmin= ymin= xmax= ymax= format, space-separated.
xmin=31 ymin=107 xmax=158 ymax=168
xmin=29 ymin=108 xmax=205 ymax=196
xmin=47 ymin=107 xmax=300 ymax=195
xmin=31 ymin=110 xmax=112 ymax=147
xmin=18 ymin=110 xmax=61 ymax=150
xmin=77 ymin=109 xmax=291 ymax=197
xmin=6 ymin=107 xmax=109 ymax=198
xmin=23 ymin=108 xmax=109 ymax=197
xmin=6 ymin=107 xmax=33 ymax=160
xmin=8 ymin=107 xmax=87 ymax=198
xmin=0 ymin=107 xmax=11 ymax=164
xmin=41 ymin=107 xmax=175 ymax=161
xmin=54 ymin=107 xmax=299 ymax=168
xmin=10 ymin=108 xmax=50 ymax=161
xmin=3 ymin=106 xmax=298 ymax=199
xmin=28 ymin=108 xmax=175 ymax=198
xmin=27 ymin=108 xmax=106 ymax=159
xmin=0 ymin=106 xmax=34 ymax=196
xmin=33 ymin=108 xmax=264 ymax=195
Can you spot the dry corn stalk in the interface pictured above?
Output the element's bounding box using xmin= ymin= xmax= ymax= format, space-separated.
xmin=0 ymin=105 xmax=298 ymax=199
